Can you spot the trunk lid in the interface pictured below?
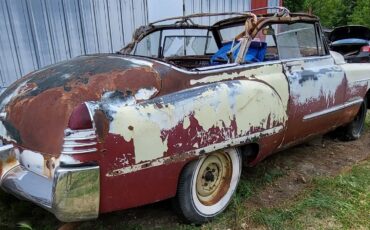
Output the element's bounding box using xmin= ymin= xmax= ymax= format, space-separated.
xmin=0 ymin=54 xmax=161 ymax=156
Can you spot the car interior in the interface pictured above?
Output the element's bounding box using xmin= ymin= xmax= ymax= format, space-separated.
xmin=129 ymin=17 xmax=324 ymax=70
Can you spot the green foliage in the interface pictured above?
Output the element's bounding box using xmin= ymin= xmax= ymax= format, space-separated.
xmin=283 ymin=0 xmax=306 ymax=12
xmin=350 ymin=0 xmax=370 ymax=27
xmin=304 ymin=0 xmax=348 ymax=28
xmin=284 ymin=0 xmax=370 ymax=28
xmin=17 ymin=222 xmax=33 ymax=230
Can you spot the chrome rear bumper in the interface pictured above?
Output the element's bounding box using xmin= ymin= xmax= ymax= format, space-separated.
xmin=0 ymin=144 xmax=100 ymax=222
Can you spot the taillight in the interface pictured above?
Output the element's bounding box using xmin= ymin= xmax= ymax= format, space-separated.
xmin=63 ymin=103 xmax=97 ymax=155
xmin=68 ymin=103 xmax=93 ymax=130
xmin=361 ymin=46 xmax=370 ymax=53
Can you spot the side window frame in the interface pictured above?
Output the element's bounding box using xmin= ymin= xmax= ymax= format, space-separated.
xmin=315 ymin=22 xmax=330 ymax=56
xmin=276 ymin=22 xmax=326 ymax=60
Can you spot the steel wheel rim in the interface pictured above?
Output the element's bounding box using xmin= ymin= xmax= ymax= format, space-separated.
xmin=195 ymin=151 xmax=232 ymax=206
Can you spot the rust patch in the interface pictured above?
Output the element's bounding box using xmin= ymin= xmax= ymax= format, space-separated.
xmin=94 ymin=110 xmax=110 ymax=142
xmin=5 ymin=154 xmax=16 ymax=165
xmin=4 ymin=62 xmax=161 ymax=156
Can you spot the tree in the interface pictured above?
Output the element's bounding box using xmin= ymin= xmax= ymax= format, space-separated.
xmin=284 ymin=0 xmax=369 ymax=28
xmin=283 ymin=0 xmax=305 ymax=12
xmin=350 ymin=0 xmax=370 ymax=27
xmin=304 ymin=0 xmax=347 ymax=28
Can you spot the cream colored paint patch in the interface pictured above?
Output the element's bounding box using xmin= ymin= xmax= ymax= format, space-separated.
xmin=109 ymin=105 xmax=169 ymax=163
xmin=253 ymin=72 xmax=289 ymax=110
xmin=288 ymin=59 xmax=346 ymax=105
xmin=341 ymin=63 xmax=370 ymax=88
xmin=183 ymin=116 xmax=190 ymax=129
xmin=107 ymin=125 xmax=283 ymax=176
xmin=190 ymin=64 xmax=289 ymax=110
xmin=109 ymin=80 xmax=287 ymax=164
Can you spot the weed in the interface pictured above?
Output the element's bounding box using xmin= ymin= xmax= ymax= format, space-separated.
xmin=251 ymin=160 xmax=370 ymax=230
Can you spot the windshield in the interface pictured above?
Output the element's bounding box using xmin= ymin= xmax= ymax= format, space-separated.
xmin=163 ymin=36 xmax=210 ymax=56
xmin=219 ymin=24 xmax=244 ymax=43
xmin=133 ymin=29 xmax=217 ymax=58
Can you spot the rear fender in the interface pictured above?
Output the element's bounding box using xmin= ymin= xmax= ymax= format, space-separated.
xmin=89 ymin=79 xmax=288 ymax=176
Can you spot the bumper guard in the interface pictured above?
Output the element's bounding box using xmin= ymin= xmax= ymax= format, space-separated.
xmin=0 ymin=144 xmax=100 ymax=222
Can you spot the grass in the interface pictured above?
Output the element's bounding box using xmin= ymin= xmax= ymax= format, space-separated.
xmin=252 ymin=160 xmax=370 ymax=230
xmin=365 ymin=111 xmax=370 ymax=130
xmin=0 ymin=191 xmax=58 ymax=229
xmin=198 ymin=161 xmax=286 ymax=229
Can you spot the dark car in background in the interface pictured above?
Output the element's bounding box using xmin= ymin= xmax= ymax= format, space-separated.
xmin=329 ymin=25 xmax=370 ymax=63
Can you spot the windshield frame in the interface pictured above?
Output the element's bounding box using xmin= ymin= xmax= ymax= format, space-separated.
xmin=119 ymin=12 xmax=320 ymax=67
xmin=131 ymin=27 xmax=216 ymax=58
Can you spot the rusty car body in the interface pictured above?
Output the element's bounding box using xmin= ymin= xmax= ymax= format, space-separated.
xmin=0 ymin=7 xmax=370 ymax=223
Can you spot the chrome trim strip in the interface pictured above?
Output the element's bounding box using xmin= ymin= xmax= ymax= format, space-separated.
xmin=281 ymin=55 xmax=332 ymax=63
xmin=303 ymin=98 xmax=363 ymax=121
xmin=151 ymin=55 xmax=330 ymax=75
xmin=351 ymin=78 xmax=370 ymax=83
xmin=62 ymin=142 xmax=97 ymax=148
xmin=0 ymin=144 xmax=13 ymax=152
xmin=64 ymin=136 xmax=97 ymax=141
xmin=151 ymin=58 xmax=282 ymax=74
xmin=195 ymin=63 xmax=238 ymax=71
xmin=61 ymin=148 xmax=97 ymax=154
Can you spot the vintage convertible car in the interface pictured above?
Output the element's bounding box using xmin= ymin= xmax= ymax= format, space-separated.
xmin=0 ymin=7 xmax=370 ymax=224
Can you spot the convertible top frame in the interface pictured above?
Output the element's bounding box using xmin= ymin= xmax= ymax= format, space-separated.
xmin=120 ymin=7 xmax=319 ymax=56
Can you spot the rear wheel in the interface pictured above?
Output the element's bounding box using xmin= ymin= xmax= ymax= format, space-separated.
xmin=341 ymin=98 xmax=367 ymax=141
xmin=173 ymin=148 xmax=241 ymax=224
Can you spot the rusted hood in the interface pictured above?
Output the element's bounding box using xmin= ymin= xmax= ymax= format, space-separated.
xmin=0 ymin=54 xmax=161 ymax=156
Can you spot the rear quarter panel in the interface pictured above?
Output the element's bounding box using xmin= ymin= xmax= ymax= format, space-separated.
xmin=340 ymin=63 xmax=370 ymax=123
xmin=84 ymin=63 xmax=290 ymax=212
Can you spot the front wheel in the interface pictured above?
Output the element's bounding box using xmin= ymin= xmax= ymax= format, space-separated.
xmin=173 ymin=148 xmax=241 ymax=224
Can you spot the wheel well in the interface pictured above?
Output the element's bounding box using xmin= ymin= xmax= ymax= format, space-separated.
xmin=239 ymin=143 xmax=259 ymax=166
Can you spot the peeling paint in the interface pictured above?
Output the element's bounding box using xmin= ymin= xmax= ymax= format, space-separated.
xmin=107 ymin=125 xmax=283 ymax=176
xmin=107 ymin=80 xmax=287 ymax=164
xmin=341 ymin=63 xmax=370 ymax=90
xmin=19 ymin=150 xmax=44 ymax=175
xmin=190 ymin=64 xmax=289 ymax=110
xmin=134 ymin=87 xmax=158 ymax=101
xmin=287 ymin=59 xmax=345 ymax=105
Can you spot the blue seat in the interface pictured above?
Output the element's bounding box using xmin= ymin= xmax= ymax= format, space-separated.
xmin=210 ymin=40 xmax=267 ymax=65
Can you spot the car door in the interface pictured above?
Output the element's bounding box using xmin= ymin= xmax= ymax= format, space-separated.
xmin=278 ymin=22 xmax=347 ymax=146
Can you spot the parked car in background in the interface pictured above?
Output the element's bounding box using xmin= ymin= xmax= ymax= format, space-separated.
xmin=1 ymin=7 xmax=370 ymax=224
xmin=329 ymin=25 xmax=370 ymax=63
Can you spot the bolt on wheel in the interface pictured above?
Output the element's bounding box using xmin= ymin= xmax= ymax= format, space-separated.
xmin=174 ymin=148 xmax=241 ymax=224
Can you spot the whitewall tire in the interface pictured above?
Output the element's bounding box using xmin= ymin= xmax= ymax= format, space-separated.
xmin=173 ymin=148 xmax=242 ymax=224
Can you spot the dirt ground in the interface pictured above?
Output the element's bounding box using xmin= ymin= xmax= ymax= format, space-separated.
xmin=57 ymin=129 xmax=370 ymax=230
xmin=245 ymin=131 xmax=370 ymax=210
